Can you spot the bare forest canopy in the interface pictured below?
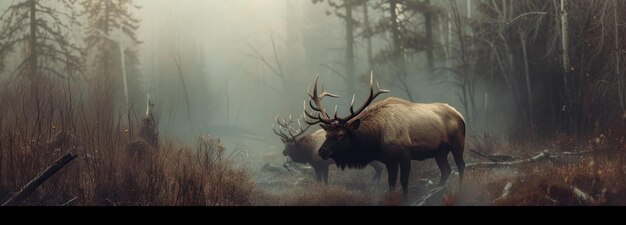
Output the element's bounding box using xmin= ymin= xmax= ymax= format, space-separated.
xmin=0 ymin=0 xmax=624 ymax=155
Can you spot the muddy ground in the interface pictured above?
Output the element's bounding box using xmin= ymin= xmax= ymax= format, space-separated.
xmin=248 ymin=148 xmax=620 ymax=206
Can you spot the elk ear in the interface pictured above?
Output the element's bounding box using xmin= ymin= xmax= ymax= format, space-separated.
xmin=350 ymin=119 xmax=361 ymax=130
xmin=319 ymin=124 xmax=329 ymax=131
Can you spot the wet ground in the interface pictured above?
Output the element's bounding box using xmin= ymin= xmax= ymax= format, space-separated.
xmin=249 ymin=153 xmax=587 ymax=206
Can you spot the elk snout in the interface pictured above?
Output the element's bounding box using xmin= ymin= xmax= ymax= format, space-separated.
xmin=319 ymin=148 xmax=333 ymax=160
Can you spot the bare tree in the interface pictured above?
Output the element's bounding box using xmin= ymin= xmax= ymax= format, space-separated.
xmin=312 ymin=0 xmax=358 ymax=94
xmin=0 ymin=0 xmax=82 ymax=130
xmin=447 ymin=0 xmax=477 ymax=122
xmin=81 ymin=0 xmax=142 ymax=131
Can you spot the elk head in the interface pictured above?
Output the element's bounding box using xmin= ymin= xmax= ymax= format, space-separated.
xmin=272 ymin=114 xmax=311 ymax=157
xmin=303 ymin=73 xmax=389 ymax=166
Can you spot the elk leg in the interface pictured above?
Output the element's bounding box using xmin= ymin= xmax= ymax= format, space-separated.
xmin=386 ymin=163 xmax=399 ymax=191
xmin=451 ymin=147 xmax=465 ymax=187
xmin=313 ymin=166 xmax=323 ymax=183
xmin=399 ymin=159 xmax=411 ymax=196
xmin=322 ymin=166 xmax=329 ymax=185
xmin=435 ymin=154 xmax=451 ymax=186
xmin=370 ymin=161 xmax=383 ymax=181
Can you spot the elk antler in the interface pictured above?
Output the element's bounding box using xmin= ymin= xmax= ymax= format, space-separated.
xmin=304 ymin=72 xmax=389 ymax=125
xmin=340 ymin=72 xmax=390 ymax=123
xmin=273 ymin=114 xmax=311 ymax=141
xmin=303 ymin=75 xmax=340 ymax=125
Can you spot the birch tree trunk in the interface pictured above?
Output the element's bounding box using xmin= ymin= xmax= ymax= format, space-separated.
xmin=561 ymin=0 xmax=570 ymax=80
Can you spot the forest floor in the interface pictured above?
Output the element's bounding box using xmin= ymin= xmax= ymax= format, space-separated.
xmin=249 ymin=144 xmax=626 ymax=206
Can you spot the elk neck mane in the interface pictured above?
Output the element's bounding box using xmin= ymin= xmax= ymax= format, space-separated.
xmin=292 ymin=129 xmax=324 ymax=161
xmin=331 ymin=98 xmax=405 ymax=170
xmin=349 ymin=97 xmax=410 ymax=141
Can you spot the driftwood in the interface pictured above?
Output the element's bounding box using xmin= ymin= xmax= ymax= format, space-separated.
xmin=2 ymin=153 xmax=78 ymax=206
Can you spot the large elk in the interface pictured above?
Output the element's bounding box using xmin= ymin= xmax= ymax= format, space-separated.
xmin=303 ymin=74 xmax=466 ymax=195
xmin=273 ymin=115 xmax=384 ymax=184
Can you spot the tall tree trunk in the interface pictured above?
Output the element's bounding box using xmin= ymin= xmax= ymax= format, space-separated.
xmin=103 ymin=1 xmax=111 ymax=85
xmin=390 ymin=1 xmax=402 ymax=64
xmin=363 ymin=1 xmax=373 ymax=72
xmin=519 ymin=32 xmax=534 ymax=130
xmin=284 ymin=0 xmax=300 ymax=106
xmin=467 ymin=0 xmax=472 ymax=18
xmin=424 ymin=0 xmax=434 ymax=74
xmin=447 ymin=12 xmax=452 ymax=68
xmin=29 ymin=0 xmax=42 ymax=131
xmin=345 ymin=0 xmax=355 ymax=94
xmin=100 ymin=0 xmax=113 ymax=131
xmin=615 ymin=0 xmax=625 ymax=110
xmin=389 ymin=0 xmax=412 ymax=101
xmin=439 ymin=15 xmax=449 ymax=69
xmin=29 ymin=0 xmax=37 ymax=83
xmin=450 ymin=0 xmax=472 ymax=122
xmin=560 ymin=0 xmax=570 ymax=78
xmin=560 ymin=0 xmax=574 ymax=134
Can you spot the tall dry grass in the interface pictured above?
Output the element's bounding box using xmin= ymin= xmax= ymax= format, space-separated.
xmin=0 ymin=79 xmax=254 ymax=206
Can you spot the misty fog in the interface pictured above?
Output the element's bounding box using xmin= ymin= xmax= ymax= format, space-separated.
xmin=2 ymin=0 xmax=626 ymax=206
xmin=0 ymin=0 xmax=514 ymax=153
xmin=127 ymin=0 xmax=510 ymax=152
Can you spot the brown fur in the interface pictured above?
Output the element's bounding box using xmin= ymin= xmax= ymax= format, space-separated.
xmin=319 ymin=97 xmax=466 ymax=195
xmin=282 ymin=129 xmax=384 ymax=184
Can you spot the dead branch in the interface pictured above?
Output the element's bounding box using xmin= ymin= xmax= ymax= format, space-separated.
xmin=571 ymin=186 xmax=594 ymax=205
xmin=412 ymin=186 xmax=446 ymax=206
xmin=492 ymin=181 xmax=513 ymax=203
xmin=555 ymin=149 xmax=598 ymax=156
xmin=61 ymin=196 xmax=77 ymax=206
xmin=246 ymin=35 xmax=288 ymax=88
xmin=470 ymin=149 xmax=497 ymax=162
xmin=2 ymin=153 xmax=78 ymax=206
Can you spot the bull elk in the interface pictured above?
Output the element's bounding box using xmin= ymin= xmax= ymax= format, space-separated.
xmin=273 ymin=114 xmax=384 ymax=184
xmin=303 ymin=73 xmax=466 ymax=195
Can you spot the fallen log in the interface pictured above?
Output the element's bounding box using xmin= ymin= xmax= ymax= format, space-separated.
xmin=471 ymin=149 xmax=521 ymax=162
xmin=466 ymin=150 xmax=550 ymax=168
xmin=2 ymin=153 xmax=78 ymax=206
xmin=470 ymin=149 xmax=498 ymax=162
xmin=466 ymin=148 xmax=605 ymax=168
